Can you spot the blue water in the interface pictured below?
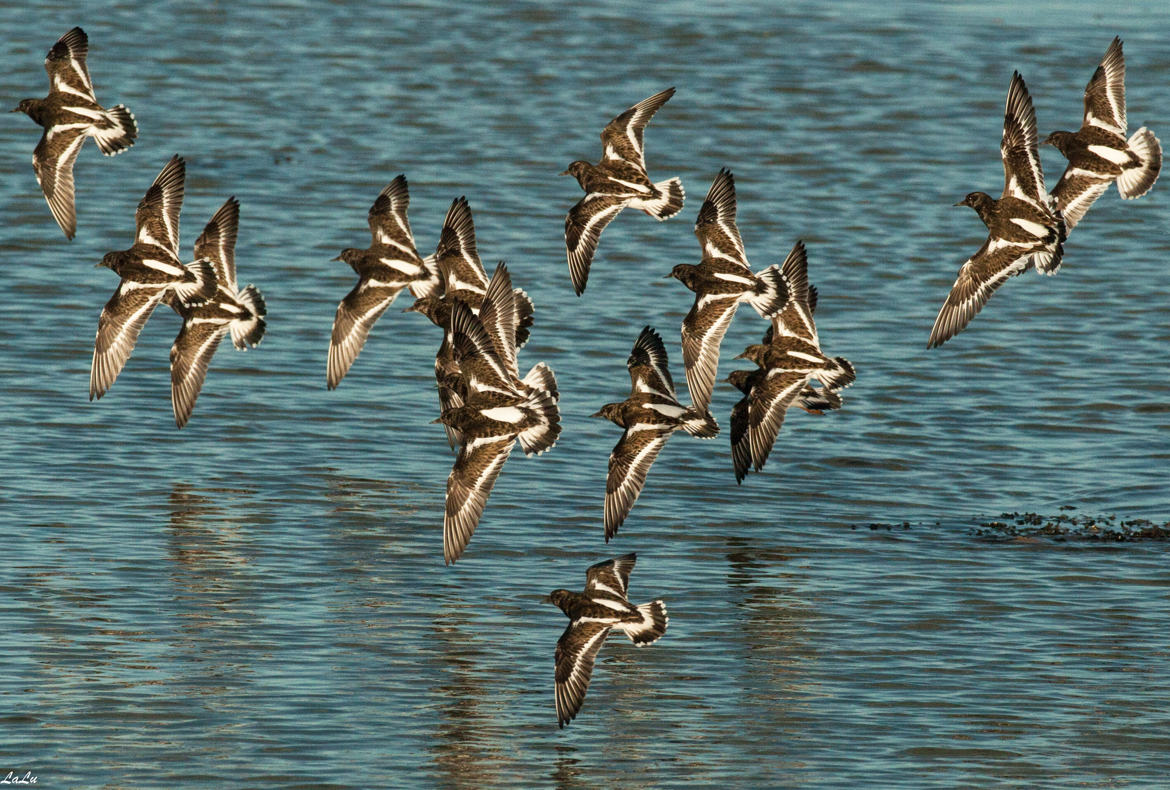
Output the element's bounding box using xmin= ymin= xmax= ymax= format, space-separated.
xmin=2 ymin=1 xmax=1169 ymax=787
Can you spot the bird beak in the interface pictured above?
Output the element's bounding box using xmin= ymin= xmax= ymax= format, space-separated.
xmin=589 ymin=410 xmax=605 ymax=419
xmin=558 ymin=169 xmax=571 ymax=176
xmin=9 ymin=107 xmax=21 ymax=113
xmin=952 ymin=200 xmax=964 ymax=207
xmin=331 ymin=255 xmax=343 ymax=261
xmin=662 ymin=272 xmax=674 ymax=279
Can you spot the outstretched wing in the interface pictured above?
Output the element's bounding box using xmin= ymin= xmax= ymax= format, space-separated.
xmin=927 ymin=238 xmax=1033 ymax=348
xmin=1082 ymin=37 xmax=1127 ymax=135
xmin=693 ymin=167 xmax=747 ymax=268
xmin=1000 ymin=72 xmax=1046 ymax=206
xmin=600 ymin=87 xmax=675 ymax=172
xmin=135 ymin=155 xmax=186 ymax=257
xmin=585 ymin=553 xmax=637 ymax=598
xmin=44 ymin=27 xmax=95 ymax=101
xmin=194 ymin=197 xmax=240 ymax=292
xmin=565 ymin=194 xmax=626 ymax=296
xmin=554 ymin=620 xmax=611 ymax=728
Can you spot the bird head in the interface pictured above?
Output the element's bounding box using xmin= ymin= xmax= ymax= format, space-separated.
xmin=332 ymin=248 xmax=362 ymax=266
xmin=547 ymin=589 xmax=573 ymax=612
xmin=1041 ymin=131 xmax=1074 ymax=154
xmin=560 ymin=161 xmax=591 ymax=181
xmin=590 ymin=402 xmax=624 ymax=425
xmin=726 ymin=369 xmax=755 ymax=393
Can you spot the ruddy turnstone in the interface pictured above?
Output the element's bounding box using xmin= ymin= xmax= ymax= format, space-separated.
xmin=1044 ymin=37 xmax=1161 ymax=229
xmin=928 ymin=72 xmax=1066 ymax=349
xmin=13 ymin=27 xmax=137 ymax=239
xmin=167 ymin=197 xmax=266 ymax=427
xmin=667 ymin=168 xmax=788 ymax=411
xmin=549 ymin=553 xmax=668 ymax=728
xmin=91 ymin=155 xmax=215 ymax=402
xmin=563 ymin=87 xmax=685 ymax=295
xmin=729 ymin=241 xmax=854 ymax=483
xmin=406 ymin=197 xmax=533 ymax=446
xmin=593 ymin=326 xmax=718 ymax=541
xmin=437 ymin=268 xmax=559 ymax=564
xmin=327 ymin=175 xmax=439 ymax=389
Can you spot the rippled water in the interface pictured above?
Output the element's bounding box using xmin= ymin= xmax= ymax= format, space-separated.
xmin=3 ymin=0 xmax=1169 ymax=786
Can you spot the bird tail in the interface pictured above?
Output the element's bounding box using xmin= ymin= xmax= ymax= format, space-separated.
xmin=522 ymin=360 xmax=559 ymax=400
xmin=513 ymin=288 xmax=535 ymax=349
xmin=748 ymin=264 xmax=789 ymax=318
xmin=681 ymin=407 xmax=719 ymax=438
xmin=637 ymin=177 xmax=685 ymax=220
xmin=230 ymin=284 xmax=268 ymax=349
xmin=1118 ymin=127 xmax=1162 ymax=199
xmin=173 ymin=259 xmax=218 ymax=303
xmin=817 ymin=356 xmax=856 ymax=393
xmin=516 ymin=382 xmax=561 ymax=456
xmin=91 ymin=104 xmax=138 ymax=156
xmin=797 ymin=385 xmax=843 ymax=414
xmin=408 ymin=253 xmax=443 ymax=299
xmin=1031 ymin=204 xmax=1067 ymax=275
xmin=624 ymin=600 xmax=669 ymax=646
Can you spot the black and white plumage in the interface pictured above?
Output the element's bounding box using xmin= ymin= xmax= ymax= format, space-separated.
xmin=668 ymin=169 xmax=789 ymax=411
xmin=12 ymin=27 xmax=137 ymax=239
xmin=91 ymin=155 xmax=215 ymax=402
xmin=436 ymin=267 xmax=560 ymax=564
xmin=327 ymin=175 xmax=438 ymax=389
xmin=167 ymin=197 xmax=266 ymax=428
xmin=563 ymin=88 xmax=685 ymax=295
xmin=728 ymin=242 xmax=854 ymax=483
xmin=928 ymin=72 xmax=1067 ymax=349
xmin=1044 ymin=37 xmax=1161 ymax=229
xmin=406 ymin=197 xmax=534 ymax=447
xmin=593 ymin=327 xmax=718 ymax=541
xmin=549 ymin=553 xmax=668 ymax=728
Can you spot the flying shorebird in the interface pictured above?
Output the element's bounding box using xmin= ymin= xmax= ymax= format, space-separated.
xmin=729 ymin=241 xmax=854 ymax=483
xmin=327 ymin=175 xmax=439 ymax=389
xmin=167 ymin=197 xmax=266 ymax=427
xmin=666 ymin=168 xmax=789 ymax=411
xmin=406 ymin=197 xmax=533 ymax=446
xmin=1044 ymin=37 xmax=1161 ymax=230
xmin=12 ymin=27 xmax=137 ymax=239
xmin=91 ymin=155 xmax=215 ymax=402
xmin=549 ymin=553 xmax=668 ymax=728
xmin=562 ymin=87 xmax=685 ymax=295
xmin=928 ymin=71 xmax=1066 ymax=349
xmin=436 ymin=268 xmax=559 ymax=564
xmin=593 ymin=326 xmax=718 ymax=541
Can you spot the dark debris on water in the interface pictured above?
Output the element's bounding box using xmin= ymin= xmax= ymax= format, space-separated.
xmin=974 ymin=511 xmax=1170 ymax=542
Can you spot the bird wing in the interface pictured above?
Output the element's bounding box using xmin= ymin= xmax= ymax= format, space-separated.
xmin=554 ymin=620 xmax=612 ymax=728
xmin=194 ymin=197 xmax=240 ymax=292
xmin=444 ymin=435 xmax=515 ymax=564
xmin=600 ymin=87 xmax=675 ymax=172
xmin=135 ymin=155 xmax=186 ymax=257
xmin=565 ymin=193 xmax=626 ymax=296
xmin=693 ymin=168 xmax=748 ymax=268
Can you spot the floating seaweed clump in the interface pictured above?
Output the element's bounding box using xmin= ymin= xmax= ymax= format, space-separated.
xmin=975 ymin=511 xmax=1170 ymax=542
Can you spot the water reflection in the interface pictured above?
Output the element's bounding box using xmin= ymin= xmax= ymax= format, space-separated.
xmin=429 ymin=604 xmax=514 ymax=788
